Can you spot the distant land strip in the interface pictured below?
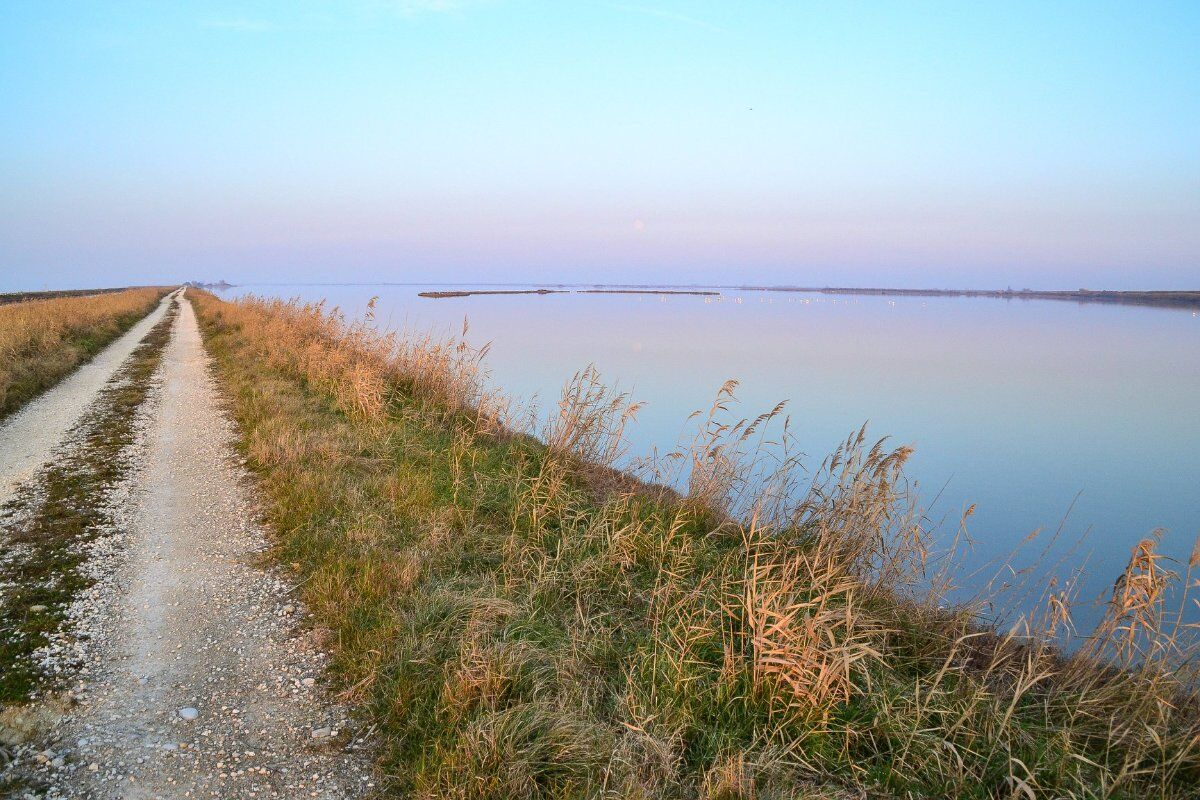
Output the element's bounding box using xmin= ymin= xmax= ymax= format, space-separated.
xmin=0 ymin=287 xmax=136 ymax=306
xmin=728 ymin=286 xmax=1200 ymax=309
xmin=580 ymin=289 xmax=719 ymax=296
xmin=419 ymin=288 xmax=718 ymax=299
xmin=418 ymin=285 xmax=1198 ymax=308
xmin=418 ymin=289 xmax=568 ymax=299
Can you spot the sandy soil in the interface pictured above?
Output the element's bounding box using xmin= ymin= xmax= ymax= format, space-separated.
xmin=0 ymin=292 xmax=178 ymax=507
xmin=10 ymin=295 xmax=374 ymax=798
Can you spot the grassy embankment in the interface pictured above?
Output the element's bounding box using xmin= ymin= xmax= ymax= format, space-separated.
xmin=0 ymin=287 xmax=169 ymax=419
xmin=193 ymin=290 xmax=1200 ymax=799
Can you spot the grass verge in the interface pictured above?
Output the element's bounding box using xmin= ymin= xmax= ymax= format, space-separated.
xmin=0 ymin=286 xmax=169 ymax=420
xmin=193 ymin=291 xmax=1200 ymax=799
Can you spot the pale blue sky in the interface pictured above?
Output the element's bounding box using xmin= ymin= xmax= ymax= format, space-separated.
xmin=1 ymin=1 xmax=1197 ymax=290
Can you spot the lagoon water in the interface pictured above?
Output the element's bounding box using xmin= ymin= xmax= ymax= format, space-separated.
xmin=217 ymin=284 xmax=1200 ymax=634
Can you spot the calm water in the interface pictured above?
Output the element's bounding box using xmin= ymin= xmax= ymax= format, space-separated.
xmin=217 ymin=284 xmax=1200 ymax=633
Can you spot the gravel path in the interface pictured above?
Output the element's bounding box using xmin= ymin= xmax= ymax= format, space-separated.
xmin=0 ymin=292 xmax=178 ymax=507
xmin=15 ymin=295 xmax=374 ymax=798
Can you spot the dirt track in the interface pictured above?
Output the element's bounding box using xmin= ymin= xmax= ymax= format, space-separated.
xmin=3 ymin=293 xmax=373 ymax=798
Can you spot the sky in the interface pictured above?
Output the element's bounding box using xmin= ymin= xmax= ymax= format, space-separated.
xmin=1 ymin=1 xmax=1198 ymax=291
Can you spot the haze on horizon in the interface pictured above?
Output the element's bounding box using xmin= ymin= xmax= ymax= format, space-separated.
xmin=1 ymin=1 xmax=1197 ymax=293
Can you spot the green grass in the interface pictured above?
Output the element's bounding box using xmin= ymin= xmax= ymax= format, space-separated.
xmin=193 ymin=292 xmax=1200 ymax=799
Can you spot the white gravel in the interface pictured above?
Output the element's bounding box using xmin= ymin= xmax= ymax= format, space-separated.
xmin=0 ymin=291 xmax=177 ymax=507
xmin=13 ymin=294 xmax=374 ymax=798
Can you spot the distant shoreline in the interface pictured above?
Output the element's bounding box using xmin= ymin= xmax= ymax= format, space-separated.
xmin=728 ymin=286 xmax=1200 ymax=309
xmin=419 ymin=288 xmax=719 ymax=299
xmin=416 ymin=284 xmax=1199 ymax=308
xmin=579 ymin=289 xmax=719 ymax=296
xmin=418 ymin=289 xmax=568 ymax=299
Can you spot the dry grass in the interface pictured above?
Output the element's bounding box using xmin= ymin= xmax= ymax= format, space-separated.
xmin=0 ymin=287 xmax=168 ymax=418
xmin=192 ymin=290 xmax=1200 ymax=799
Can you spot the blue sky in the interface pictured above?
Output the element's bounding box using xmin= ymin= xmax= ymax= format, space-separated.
xmin=1 ymin=1 xmax=1197 ymax=290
